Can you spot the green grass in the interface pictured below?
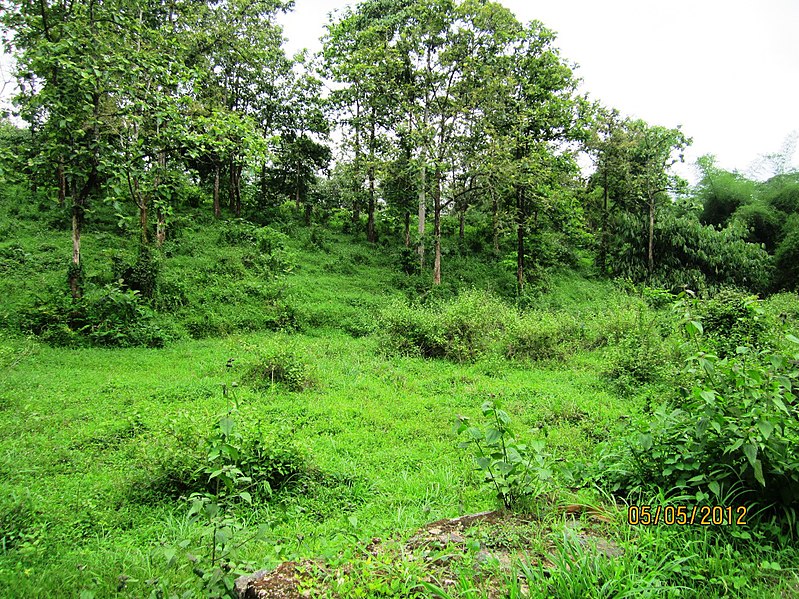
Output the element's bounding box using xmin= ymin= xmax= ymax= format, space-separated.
xmin=1 ymin=192 xmax=799 ymax=597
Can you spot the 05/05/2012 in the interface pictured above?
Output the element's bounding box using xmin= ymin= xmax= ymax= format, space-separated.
xmin=627 ymin=505 xmax=748 ymax=526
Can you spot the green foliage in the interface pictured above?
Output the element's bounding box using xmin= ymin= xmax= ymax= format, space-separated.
xmin=599 ymin=316 xmax=799 ymax=515
xmin=610 ymin=209 xmax=774 ymax=293
xmin=0 ymin=492 xmax=41 ymax=553
xmin=602 ymin=328 xmax=672 ymax=396
xmin=456 ymin=400 xmax=554 ymax=510
xmin=733 ymin=202 xmax=782 ymax=252
xmin=244 ymin=347 xmax=316 ymax=392
xmin=377 ymin=290 xmax=514 ymax=361
xmin=18 ymin=283 xmax=168 ymax=347
xmin=697 ymin=161 xmax=758 ymax=228
xmin=697 ymin=289 xmax=768 ymax=358
xmin=774 ymin=217 xmax=799 ymax=291
xmin=111 ymin=245 xmax=160 ymax=299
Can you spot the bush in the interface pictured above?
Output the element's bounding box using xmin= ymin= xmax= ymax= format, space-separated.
xmin=377 ymin=290 xmax=515 ymax=361
xmin=134 ymin=418 xmax=307 ymax=503
xmin=697 ymin=288 xmax=767 ymax=358
xmin=19 ymin=282 xmax=168 ymax=348
xmin=111 ymin=245 xmax=160 ymax=299
xmin=597 ymin=325 xmax=799 ymax=514
xmin=244 ymin=347 xmax=316 ymax=392
xmin=505 ymin=311 xmax=582 ymax=361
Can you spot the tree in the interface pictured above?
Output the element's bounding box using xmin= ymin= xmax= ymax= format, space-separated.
xmin=481 ymin=19 xmax=585 ymax=291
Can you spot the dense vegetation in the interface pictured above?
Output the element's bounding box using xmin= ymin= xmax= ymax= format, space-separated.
xmin=1 ymin=0 xmax=799 ymax=597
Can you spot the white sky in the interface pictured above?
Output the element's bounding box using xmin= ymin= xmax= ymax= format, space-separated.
xmin=279 ymin=0 xmax=799 ymax=181
xmin=3 ymin=1 xmax=797 ymax=181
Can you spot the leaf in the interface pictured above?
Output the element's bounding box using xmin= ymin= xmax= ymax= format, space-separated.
xmin=475 ymin=456 xmax=491 ymax=471
xmin=753 ymin=459 xmax=765 ymax=487
xmin=485 ymin=428 xmax=502 ymax=445
xmin=708 ymin=481 xmax=720 ymax=497
xmin=756 ymin=419 xmax=774 ymax=440
xmin=743 ymin=444 xmax=758 ymax=468
xmin=238 ymin=491 xmax=252 ymax=504
xmin=467 ymin=427 xmax=484 ymax=442
xmin=638 ymin=433 xmax=653 ymax=451
xmin=687 ymin=320 xmax=703 ymax=336
xmin=219 ymin=416 xmax=235 ymax=437
xmin=699 ymin=390 xmax=715 ymax=402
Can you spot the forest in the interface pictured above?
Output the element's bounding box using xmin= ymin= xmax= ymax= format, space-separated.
xmin=0 ymin=0 xmax=798 ymax=597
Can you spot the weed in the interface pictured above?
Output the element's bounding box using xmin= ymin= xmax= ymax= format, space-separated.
xmin=456 ymin=399 xmax=555 ymax=511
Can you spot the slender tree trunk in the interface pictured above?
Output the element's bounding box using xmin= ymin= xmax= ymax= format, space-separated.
xmin=516 ymin=186 xmax=525 ymax=293
xmin=418 ymin=163 xmax=426 ymax=268
xmin=367 ymin=165 xmax=376 ymax=243
xmin=304 ymin=202 xmax=312 ymax=225
xmin=228 ymin=158 xmax=236 ymax=212
xmin=458 ymin=204 xmax=465 ymax=243
xmin=70 ymin=197 xmax=84 ymax=300
xmin=213 ymin=163 xmax=221 ymax=218
xmin=57 ymin=159 xmax=66 ymax=207
xmin=234 ymin=163 xmax=242 ymax=218
xmin=295 ymin=161 xmax=301 ymax=211
xmin=433 ymin=169 xmax=442 ymax=286
xmin=599 ymin=170 xmax=609 ymax=273
xmin=260 ymin=162 xmax=267 ymax=204
xmin=648 ymin=195 xmax=655 ymax=273
xmin=492 ymin=192 xmax=500 ymax=254
xmin=137 ymin=183 xmax=147 ymax=245
xmin=404 ymin=212 xmax=410 ymax=247
xmin=156 ymin=151 xmax=167 ymax=246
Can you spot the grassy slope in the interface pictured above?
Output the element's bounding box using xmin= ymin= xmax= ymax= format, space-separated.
xmin=1 ymin=195 xmax=798 ymax=597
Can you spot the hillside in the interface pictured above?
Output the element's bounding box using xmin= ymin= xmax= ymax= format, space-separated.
xmin=1 ymin=187 xmax=799 ymax=598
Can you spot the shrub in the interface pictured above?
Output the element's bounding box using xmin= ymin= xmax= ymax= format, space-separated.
xmin=504 ymin=311 xmax=582 ymax=361
xmin=697 ymin=288 xmax=767 ymax=358
xmin=456 ymin=399 xmax=555 ymax=510
xmin=602 ymin=332 xmax=671 ymax=395
xmin=598 ymin=325 xmax=799 ymax=515
xmin=19 ymin=283 xmax=168 ymax=347
xmin=244 ymin=347 xmax=316 ymax=392
xmin=112 ymin=245 xmax=160 ymax=299
xmin=134 ymin=414 xmax=307 ymax=504
xmin=377 ymin=290 xmax=515 ymax=361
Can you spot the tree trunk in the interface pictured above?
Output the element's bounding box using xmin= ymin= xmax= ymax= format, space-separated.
xmin=432 ymin=169 xmax=442 ymax=286
xmin=367 ymin=165 xmax=376 ymax=243
xmin=156 ymin=151 xmax=167 ymax=246
xmin=648 ymin=195 xmax=655 ymax=273
xmin=304 ymin=202 xmax=312 ymax=225
xmin=516 ymin=186 xmax=525 ymax=293
xmin=294 ymin=160 xmax=301 ymax=211
xmin=138 ymin=188 xmax=147 ymax=245
xmin=228 ymin=158 xmax=236 ymax=212
xmin=213 ymin=163 xmax=221 ymax=218
xmin=492 ymin=191 xmax=499 ymax=254
xmin=599 ymin=169 xmax=609 ymax=273
xmin=57 ymin=159 xmax=66 ymax=207
xmin=69 ymin=197 xmax=84 ymax=300
xmin=260 ymin=162 xmax=267 ymax=204
xmin=234 ymin=163 xmax=242 ymax=217
xmin=156 ymin=208 xmax=166 ymax=246
xmin=404 ymin=212 xmax=410 ymax=247
xmin=458 ymin=204 xmax=465 ymax=243
xmin=418 ymin=163 xmax=426 ymax=268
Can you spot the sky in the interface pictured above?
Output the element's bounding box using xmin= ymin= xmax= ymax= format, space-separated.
xmin=277 ymin=0 xmax=799 ymax=181
xmin=3 ymin=0 xmax=798 ymax=181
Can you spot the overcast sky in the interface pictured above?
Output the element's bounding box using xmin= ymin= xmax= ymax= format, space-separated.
xmin=3 ymin=1 xmax=797 ymax=181
xmin=279 ymin=0 xmax=799 ymax=181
